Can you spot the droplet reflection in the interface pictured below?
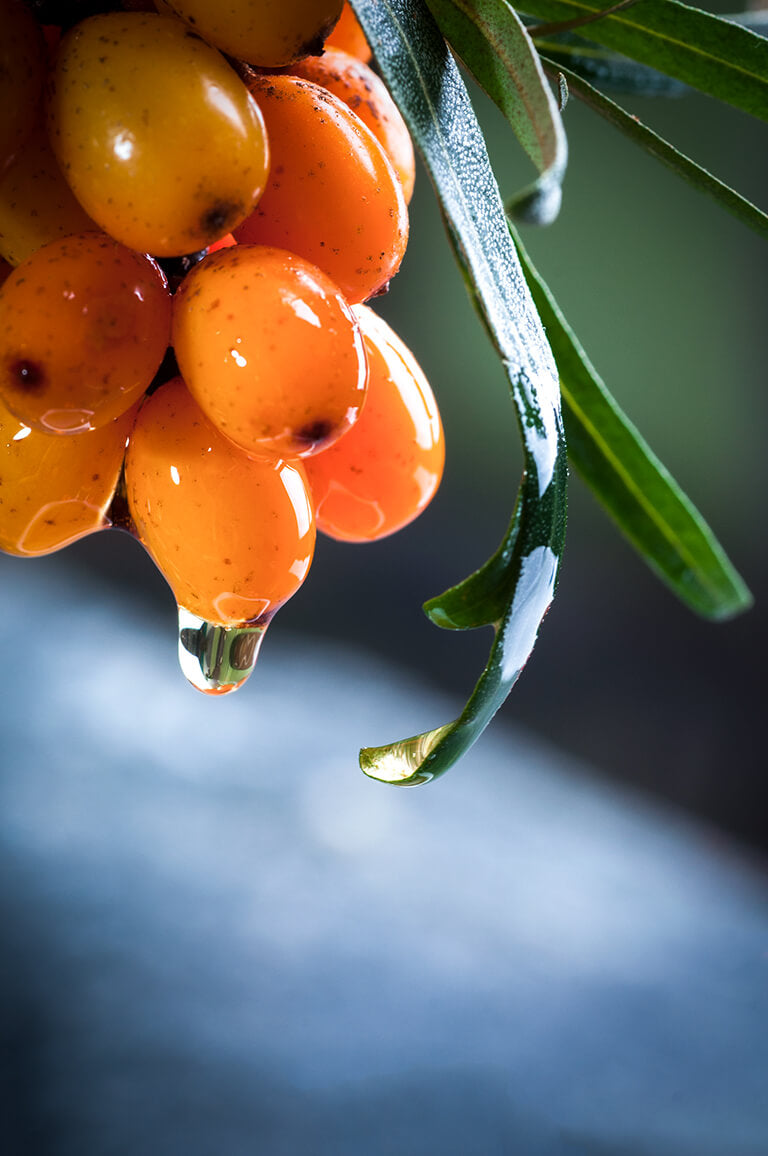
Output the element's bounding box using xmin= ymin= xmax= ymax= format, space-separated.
xmin=177 ymin=606 xmax=268 ymax=695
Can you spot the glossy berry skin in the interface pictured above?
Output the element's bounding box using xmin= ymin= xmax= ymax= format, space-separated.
xmin=126 ymin=376 xmax=316 ymax=627
xmin=172 ymin=244 xmax=368 ymax=459
xmin=305 ymin=305 xmax=444 ymax=542
xmin=291 ymin=49 xmax=415 ymax=203
xmin=0 ymin=121 xmax=95 ymax=265
xmin=235 ymin=75 xmax=408 ymax=304
xmin=0 ymin=396 xmax=136 ymax=556
xmin=159 ymin=0 xmax=343 ymax=66
xmin=327 ymin=2 xmax=371 ymax=63
xmin=0 ymin=0 xmax=46 ymax=173
xmin=47 ymin=13 xmax=270 ymax=256
xmin=0 ymin=232 xmax=171 ymax=433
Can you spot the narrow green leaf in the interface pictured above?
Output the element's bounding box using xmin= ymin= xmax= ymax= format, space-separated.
xmin=511 ymin=226 xmax=752 ymax=620
xmin=424 ymin=0 xmax=568 ymax=224
xmin=540 ymin=58 xmax=768 ymax=239
xmin=517 ymin=0 xmax=768 ymax=120
xmin=350 ymin=0 xmax=567 ymax=786
xmin=532 ymin=35 xmax=687 ymax=95
xmin=526 ymin=0 xmax=643 ymax=38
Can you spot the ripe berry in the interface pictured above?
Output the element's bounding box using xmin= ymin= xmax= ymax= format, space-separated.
xmin=0 ymin=395 xmax=136 ymax=556
xmin=290 ymin=48 xmax=415 ymax=203
xmin=327 ymin=3 xmax=371 ymax=63
xmin=0 ymin=122 xmax=95 ymax=266
xmin=235 ymin=74 xmax=408 ymax=304
xmin=305 ymin=305 xmax=444 ymax=541
xmin=126 ymin=376 xmax=316 ymax=626
xmin=0 ymin=231 xmax=171 ymax=433
xmin=158 ymin=0 xmax=344 ymax=67
xmin=47 ymin=13 xmax=270 ymax=256
xmin=172 ymin=244 xmax=368 ymax=459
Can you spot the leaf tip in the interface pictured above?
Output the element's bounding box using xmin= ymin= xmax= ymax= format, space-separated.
xmin=507 ymin=181 xmax=563 ymax=227
xmin=359 ymin=722 xmax=454 ymax=787
xmin=705 ymin=582 xmax=754 ymax=622
xmin=423 ymin=596 xmax=459 ymax=630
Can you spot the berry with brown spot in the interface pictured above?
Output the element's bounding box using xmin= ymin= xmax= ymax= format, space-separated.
xmin=172 ymin=244 xmax=368 ymax=459
xmin=47 ymin=13 xmax=270 ymax=256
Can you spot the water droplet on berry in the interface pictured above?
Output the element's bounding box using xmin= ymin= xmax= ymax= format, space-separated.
xmin=177 ymin=605 xmax=268 ymax=695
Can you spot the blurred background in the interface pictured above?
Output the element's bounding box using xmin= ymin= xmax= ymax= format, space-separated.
xmin=2 ymin=19 xmax=767 ymax=1154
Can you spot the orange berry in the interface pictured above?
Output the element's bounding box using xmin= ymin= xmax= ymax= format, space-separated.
xmin=0 ymin=396 xmax=136 ymax=556
xmin=0 ymin=121 xmax=96 ymax=266
xmin=305 ymin=305 xmax=444 ymax=542
xmin=327 ymin=2 xmax=371 ymax=63
xmin=234 ymin=74 xmax=408 ymax=304
xmin=47 ymin=13 xmax=270 ymax=256
xmin=172 ymin=244 xmax=368 ymax=459
xmin=0 ymin=0 xmax=46 ymax=173
xmin=291 ymin=48 xmax=415 ymax=203
xmin=0 ymin=232 xmax=171 ymax=433
xmin=158 ymin=0 xmax=344 ymax=66
xmin=126 ymin=376 xmax=316 ymax=626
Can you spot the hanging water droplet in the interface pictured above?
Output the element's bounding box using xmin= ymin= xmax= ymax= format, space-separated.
xmin=177 ymin=606 xmax=268 ymax=695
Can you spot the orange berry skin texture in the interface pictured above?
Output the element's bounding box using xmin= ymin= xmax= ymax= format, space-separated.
xmin=172 ymin=244 xmax=368 ymax=459
xmin=126 ymin=377 xmax=316 ymax=627
xmin=159 ymin=0 xmax=344 ymax=66
xmin=0 ymin=121 xmax=96 ymax=266
xmin=327 ymin=2 xmax=371 ymax=63
xmin=0 ymin=0 xmax=46 ymax=173
xmin=0 ymin=232 xmax=171 ymax=433
xmin=305 ymin=305 xmax=444 ymax=542
xmin=47 ymin=13 xmax=270 ymax=256
xmin=291 ymin=49 xmax=415 ymax=203
xmin=0 ymin=397 xmax=136 ymax=556
xmin=234 ymin=74 xmax=408 ymax=304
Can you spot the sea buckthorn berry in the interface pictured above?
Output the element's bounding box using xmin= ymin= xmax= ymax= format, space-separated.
xmin=305 ymin=305 xmax=444 ymax=542
xmin=0 ymin=396 xmax=136 ymax=556
xmin=158 ymin=0 xmax=343 ymax=66
xmin=291 ymin=49 xmax=415 ymax=203
xmin=234 ymin=74 xmax=408 ymax=304
xmin=172 ymin=244 xmax=368 ymax=459
xmin=327 ymin=1 xmax=371 ymax=62
xmin=0 ymin=232 xmax=171 ymax=433
xmin=47 ymin=13 xmax=270 ymax=256
xmin=125 ymin=376 xmax=316 ymax=627
xmin=0 ymin=122 xmax=96 ymax=266
xmin=0 ymin=0 xmax=46 ymax=172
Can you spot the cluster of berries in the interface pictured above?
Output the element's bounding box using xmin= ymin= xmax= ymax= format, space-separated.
xmin=0 ymin=0 xmax=444 ymax=692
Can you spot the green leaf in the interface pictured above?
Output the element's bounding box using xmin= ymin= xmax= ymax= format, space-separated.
xmin=517 ymin=0 xmax=768 ymax=120
xmin=350 ymin=0 xmax=567 ymax=786
xmin=424 ymin=0 xmax=568 ymax=224
xmin=511 ymin=226 xmax=752 ymax=620
xmin=532 ymin=34 xmax=687 ymax=95
xmin=540 ymin=57 xmax=768 ymax=239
